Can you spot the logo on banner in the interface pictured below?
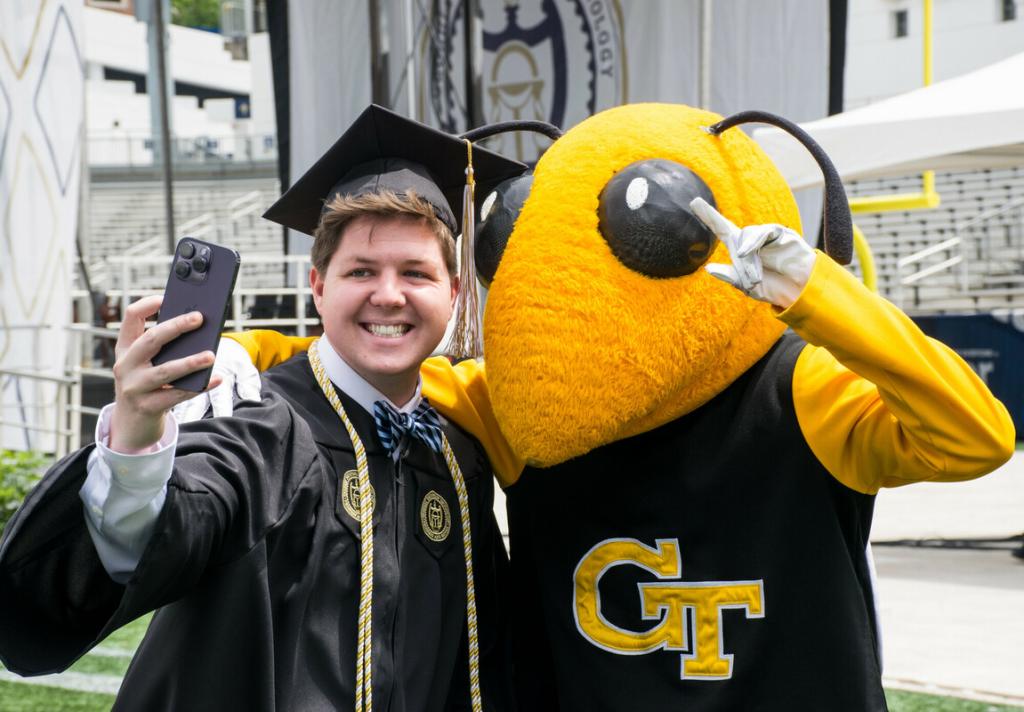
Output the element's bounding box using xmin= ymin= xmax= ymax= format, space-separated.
xmin=418 ymin=0 xmax=626 ymax=164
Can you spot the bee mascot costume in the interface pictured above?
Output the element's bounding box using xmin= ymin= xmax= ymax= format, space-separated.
xmin=218 ymin=104 xmax=1014 ymax=711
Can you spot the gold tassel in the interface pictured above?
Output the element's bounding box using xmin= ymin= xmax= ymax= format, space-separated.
xmin=445 ymin=139 xmax=484 ymax=359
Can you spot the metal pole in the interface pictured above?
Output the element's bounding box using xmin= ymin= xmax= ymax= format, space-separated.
xmin=1018 ymin=205 xmax=1023 ymax=264
xmin=70 ymin=327 xmax=83 ymax=451
xmin=699 ymin=0 xmax=712 ymax=109
xmin=153 ymin=0 xmax=176 ymax=252
xmin=404 ymin=0 xmax=416 ymax=118
xmin=121 ymin=259 xmax=130 ymax=325
xmin=921 ymin=0 xmax=935 ymax=201
xmin=368 ymin=0 xmax=390 ymax=106
xmin=55 ymin=335 xmax=68 ymax=459
xmin=296 ymin=258 xmax=306 ymax=338
xmin=922 ymin=0 xmax=933 ymax=87
xmin=463 ymin=0 xmax=483 ymax=129
xmin=77 ymin=118 xmax=95 ymax=338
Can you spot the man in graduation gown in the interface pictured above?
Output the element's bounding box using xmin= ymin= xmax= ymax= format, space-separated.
xmin=0 ymin=105 xmax=526 ymax=712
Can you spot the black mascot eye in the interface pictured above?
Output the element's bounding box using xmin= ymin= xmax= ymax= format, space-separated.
xmin=475 ymin=173 xmax=534 ymax=288
xmin=597 ymin=159 xmax=719 ymax=278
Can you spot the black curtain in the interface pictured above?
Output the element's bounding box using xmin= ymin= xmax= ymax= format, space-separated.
xmin=267 ymin=0 xmax=290 ymax=253
xmin=828 ymin=0 xmax=848 ymax=116
xmin=816 ymin=0 xmax=848 ymax=249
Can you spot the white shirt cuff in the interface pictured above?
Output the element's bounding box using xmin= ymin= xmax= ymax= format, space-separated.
xmin=95 ymin=402 xmax=178 ymax=482
xmin=80 ymin=403 xmax=178 ymax=583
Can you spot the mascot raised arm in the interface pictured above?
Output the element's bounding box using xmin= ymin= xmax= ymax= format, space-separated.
xmin=216 ymin=103 xmax=1014 ymax=711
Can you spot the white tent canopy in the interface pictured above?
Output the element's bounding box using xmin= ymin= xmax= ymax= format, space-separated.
xmin=753 ymin=52 xmax=1024 ymax=190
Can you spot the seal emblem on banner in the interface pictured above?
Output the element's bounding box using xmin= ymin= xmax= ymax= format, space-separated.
xmin=420 ymin=490 xmax=452 ymax=542
xmin=418 ymin=0 xmax=626 ymax=164
xmin=341 ymin=469 xmax=376 ymax=520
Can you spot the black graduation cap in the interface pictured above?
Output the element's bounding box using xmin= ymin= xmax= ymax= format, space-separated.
xmin=263 ymin=104 xmax=528 ymax=236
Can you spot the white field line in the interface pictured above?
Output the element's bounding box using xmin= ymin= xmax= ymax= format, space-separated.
xmin=884 ymin=677 xmax=1024 ymax=707
xmin=0 ymin=669 xmax=123 ymax=695
xmin=88 ymin=645 xmax=134 ymax=658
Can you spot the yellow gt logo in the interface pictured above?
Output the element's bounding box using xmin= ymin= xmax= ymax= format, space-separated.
xmin=573 ymin=538 xmax=764 ymax=680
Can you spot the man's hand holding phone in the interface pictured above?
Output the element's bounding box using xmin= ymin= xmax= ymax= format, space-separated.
xmin=108 ymin=295 xmax=223 ymax=453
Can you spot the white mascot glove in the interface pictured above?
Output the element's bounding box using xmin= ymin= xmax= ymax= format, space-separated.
xmin=691 ymin=197 xmax=817 ymax=309
xmin=171 ymin=337 xmax=262 ymax=422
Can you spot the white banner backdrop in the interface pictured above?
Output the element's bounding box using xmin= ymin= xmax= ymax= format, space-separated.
xmin=285 ymin=1 xmax=372 ymax=256
xmin=409 ymin=0 xmax=829 ymax=163
xmin=0 ymin=0 xmax=83 ymax=451
xmin=283 ymin=0 xmax=831 ymax=244
xmin=709 ymin=0 xmax=829 ymax=123
xmin=287 ymin=1 xmax=371 ymax=187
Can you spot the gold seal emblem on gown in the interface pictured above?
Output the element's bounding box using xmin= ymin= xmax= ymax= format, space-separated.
xmin=341 ymin=469 xmax=375 ymax=519
xmin=420 ymin=490 xmax=451 ymax=542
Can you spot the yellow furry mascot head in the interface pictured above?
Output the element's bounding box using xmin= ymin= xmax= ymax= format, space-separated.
xmin=475 ymin=103 xmax=850 ymax=467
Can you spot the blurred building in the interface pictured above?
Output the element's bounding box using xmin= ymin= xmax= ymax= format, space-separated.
xmin=82 ymin=2 xmax=275 ymax=167
xmin=846 ymin=0 xmax=1022 ymax=107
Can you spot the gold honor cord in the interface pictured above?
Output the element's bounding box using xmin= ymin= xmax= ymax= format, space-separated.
xmin=309 ymin=343 xmax=374 ymax=712
xmin=440 ymin=429 xmax=483 ymax=712
xmin=308 ymin=340 xmax=483 ymax=712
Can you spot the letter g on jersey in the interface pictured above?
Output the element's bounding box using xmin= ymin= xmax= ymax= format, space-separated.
xmin=573 ymin=538 xmax=765 ymax=681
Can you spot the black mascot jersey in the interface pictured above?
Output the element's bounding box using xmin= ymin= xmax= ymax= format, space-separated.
xmin=506 ymin=333 xmax=885 ymax=712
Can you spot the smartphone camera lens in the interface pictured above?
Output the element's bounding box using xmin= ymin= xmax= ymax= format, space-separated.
xmin=174 ymin=260 xmax=191 ymax=278
xmin=193 ymin=257 xmax=209 ymax=273
xmin=179 ymin=242 xmax=196 ymax=258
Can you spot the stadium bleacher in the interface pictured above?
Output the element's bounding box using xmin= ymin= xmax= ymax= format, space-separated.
xmin=87 ymin=177 xmax=280 ymax=259
xmin=77 ymin=164 xmax=1024 ymax=319
xmin=81 ymin=176 xmax=285 ymax=291
xmin=847 ymin=166 xmax=1024 ymax=313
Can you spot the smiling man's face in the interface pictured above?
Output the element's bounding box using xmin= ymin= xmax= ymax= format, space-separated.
xmin=311 ymin=213 xmax=458 ymax=405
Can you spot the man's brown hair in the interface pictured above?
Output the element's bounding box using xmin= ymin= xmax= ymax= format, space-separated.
xmin=311 ymin=190 xmax=457 ymax=276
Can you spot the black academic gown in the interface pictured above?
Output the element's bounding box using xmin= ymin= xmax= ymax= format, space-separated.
xmin=0 ymin=354 xmax=513 ymax=712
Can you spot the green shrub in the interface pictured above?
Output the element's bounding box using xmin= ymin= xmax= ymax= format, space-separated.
xmin=0 ymin=450 xmax=50 ymax=535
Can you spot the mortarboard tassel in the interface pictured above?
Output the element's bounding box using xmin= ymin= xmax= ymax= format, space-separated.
xmin=446 ymin=139 xmax=484 ymax=360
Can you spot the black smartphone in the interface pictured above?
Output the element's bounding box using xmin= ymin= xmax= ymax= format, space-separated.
xmin=152 ymin=237 xmax=240 ymax=392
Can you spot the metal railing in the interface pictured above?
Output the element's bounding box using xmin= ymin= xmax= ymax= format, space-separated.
xmin=177 ymin=212 xmax=218 ymax=241
xmin=228 ymin=190 xmax=263 ymax=221
xmin=86 ymin=133 xmax=277 ymax=169
xmin=76 ymin=186 xmax=278 ymax=293
xmin=955 ymin=195 xmax=1024 ymax=277
xmin=895 ymin=236 xmax=966 ymax=309
xmin=0 ymin=324 xmax=85 ymax=458
xmin=227 ymin=191 xmax=264 ymax=236
xmin=893 ymin=195 xmax=1024 ymax=310
xmin=7 ymin=251 xmax=320 ymax=455
xmin=102 ymin=252 xmax=317 ymax=335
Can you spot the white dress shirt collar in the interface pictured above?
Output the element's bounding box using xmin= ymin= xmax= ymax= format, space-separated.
xmin=316 ymin=335 xmax=423 ymax=416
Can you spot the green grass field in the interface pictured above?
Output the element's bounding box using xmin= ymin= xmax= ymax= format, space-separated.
xmin=1 ymin=613 xmax=1021 ymax=711
xmin=887 ymin=690 xmax=1024 ymax=712
xmin=0 ymin=680 xmax=115 ymax=712
xmin=1 ymin=681 xmax=1018 ymax=711
xmin=0 ymin=615 xmax=146 ymax=711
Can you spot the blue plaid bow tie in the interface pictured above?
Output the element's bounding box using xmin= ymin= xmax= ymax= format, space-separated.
xmin=373 ymin=399 xmax=444 ymax=454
